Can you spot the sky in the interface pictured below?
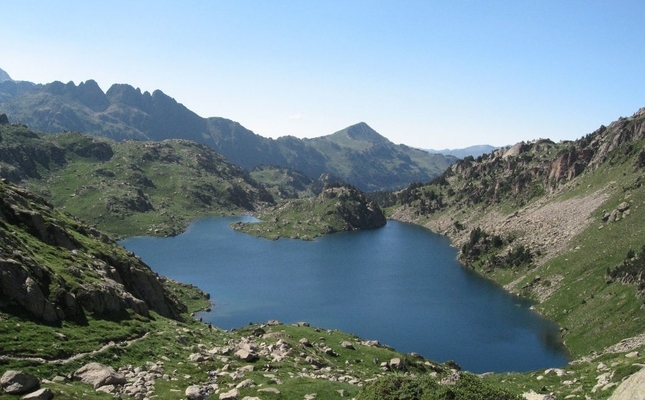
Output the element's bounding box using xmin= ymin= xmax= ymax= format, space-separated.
xmin=1 ymin=1 xmax=644 ymax=150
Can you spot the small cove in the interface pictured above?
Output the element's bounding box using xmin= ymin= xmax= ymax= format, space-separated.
xmin=120 ymin=216 xmax=569 ymax=373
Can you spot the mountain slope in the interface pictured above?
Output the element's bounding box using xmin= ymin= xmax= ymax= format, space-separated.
xmin=0 ymin=121 xmax=274 ymax=238
xmin=0 ymin=179 xmax=197 ymax=324
xmin=388 ymin=107 xmax=645 ymax=360
xmin=0 ymin=80 xmax=456 ymax=191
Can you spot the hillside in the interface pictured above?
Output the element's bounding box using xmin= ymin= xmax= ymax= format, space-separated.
xmin=0 ymin=79 xmax=456 ymax=191
xmin=0 ymin=178 xmax=204 ymax=325
xmin=0 ymin=121 xmax=274 ymax=238
xmin=383 ymin=107 xmax=645 ymax=396
xmin=232 ymin=183 xmax=387 ymax=240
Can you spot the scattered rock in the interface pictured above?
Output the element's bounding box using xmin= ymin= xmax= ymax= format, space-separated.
xmin=1 ymin=370 xmax=40 ymax=395
xmin=340 ymin=341 xmax=355 ymax=349
xmin=299 ymin=337 xmax=312 ymax=347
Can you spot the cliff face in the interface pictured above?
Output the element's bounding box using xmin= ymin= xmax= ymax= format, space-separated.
xmin=0 ymin=179 xmax=189 ymax=324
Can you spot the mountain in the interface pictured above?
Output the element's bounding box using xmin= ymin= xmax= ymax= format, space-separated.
xmin=0 ymin=121 xmax=275 ymax=238
xmin=0 ymin=67 xmax=12 ymax=82
xmin=427 ymin=144 xmax=498 ymax=159
xmin=0 ymin=79 xmax=456 ymax=191
xmin=389 ymin=107 xmax=645 ymax=359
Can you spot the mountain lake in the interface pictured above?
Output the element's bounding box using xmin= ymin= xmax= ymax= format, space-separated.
xmin=120 ymin=216 xmax=569 ymax=373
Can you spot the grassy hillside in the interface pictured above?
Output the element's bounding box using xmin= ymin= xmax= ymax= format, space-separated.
xmin=0 ymin=123 xmax=274 ymax=238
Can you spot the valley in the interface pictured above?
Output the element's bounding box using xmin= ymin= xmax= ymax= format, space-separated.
xmin=1 ymin=72 xmax=645 ymax=398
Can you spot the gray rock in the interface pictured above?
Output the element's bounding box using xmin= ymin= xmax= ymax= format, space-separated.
xmin=340 ymin=341 xmax=355 ymax=349
xmin=257 ymin=387 xmax=280 ymax=394
xmin=389 ymin=358 xmax=404 ymax=370
xmin=299 ymin=337 xmax=312 ymax=347
xmin=19 ymin=388 xmax=53 ymax=400
xmin=617 ymin=202 xmax=630 ymax=212
xmin=74 ymin=362 xmax=126 ymax=389
xmin=234 ymin=349 xmax=259 ymax=362
xmin=235 ymin=379 xmax=255 ymax=389
xmin=185 ymin=385 xmax=203 ymax=400
xmin=608 ymin=368 xmax=645 ymax=399
xmin=0 ymin=370 xmax=40 ymax=395
xmin=219 ymin=388 xmax=240 ymax=399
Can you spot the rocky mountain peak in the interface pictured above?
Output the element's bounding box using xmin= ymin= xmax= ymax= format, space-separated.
xmin=336 ymin=122 xmax=390 ymax=144
xmin=0 ymin=67 xmax=12 ymax=82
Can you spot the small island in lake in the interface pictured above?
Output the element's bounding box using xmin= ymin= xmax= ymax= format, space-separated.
xmin=231 ymin=183 xmax=386 ymax=240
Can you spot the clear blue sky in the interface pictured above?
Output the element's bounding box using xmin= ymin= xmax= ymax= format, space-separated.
xmin=2 ymin=1 xmax=644 ymax=149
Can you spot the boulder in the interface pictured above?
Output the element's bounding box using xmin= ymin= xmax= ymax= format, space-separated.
xmin=219 ymin=388 xmax=239 ymax=399
xmin=234 ymin=349 xmax=259 ymax=362
xmin=299 ymin=337 xmax=312 ymax=347
xmin=608 ymin=367 xmax=645 ymax=399
xmin=389 ymin=358 xmax=404 ymax=370
xmin=1 ymin=370 xmax=40 ymax=395
xmin=19 ymin=388 xmax=53 ymax=400
xmin=257 ymin=387 xmax=281 ymax=395
xmin=74 ymin=362 xmax=126 ymax=389
xmin=617 ymin=202 xmax=630 ymax=212
xmin=185 ymin=385 xmax=203 ymax=400
xmin=340 ymin=341 xmax=355 ymax=349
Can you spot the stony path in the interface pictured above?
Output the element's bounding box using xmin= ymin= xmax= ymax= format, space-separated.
xmin=0 ymin=332 xmax=150 ymax=365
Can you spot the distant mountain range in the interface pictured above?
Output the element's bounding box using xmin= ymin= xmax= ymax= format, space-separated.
xmin=426 ymin=145 xmax=498 ymax=159
xmin=0 ymin=76 xmax=457 ymax=191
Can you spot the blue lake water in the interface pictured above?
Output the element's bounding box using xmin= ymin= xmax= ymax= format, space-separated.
xmin=120 ymin=216 xmax=569 ymax=373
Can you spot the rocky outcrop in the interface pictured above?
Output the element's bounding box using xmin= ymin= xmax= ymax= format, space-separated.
xmin=0 ymin=179 xmax=189 ymax=323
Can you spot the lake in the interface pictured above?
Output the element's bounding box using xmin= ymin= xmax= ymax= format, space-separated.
xmin=120 ymin=216 xmax=569 ymax=373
